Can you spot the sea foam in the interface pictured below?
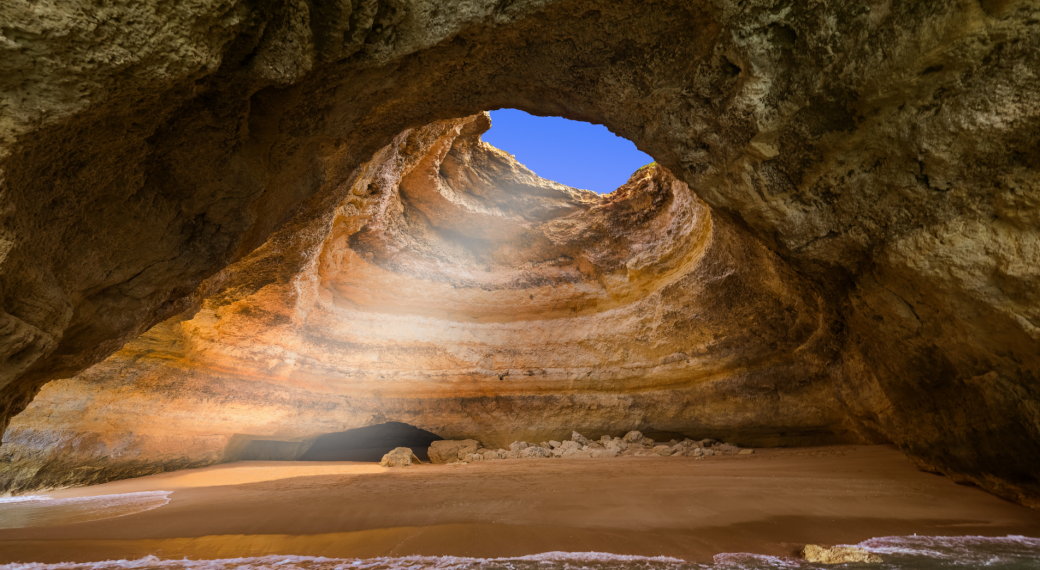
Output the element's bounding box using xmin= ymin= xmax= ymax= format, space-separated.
xmin=3 ymin=536 xmax=1040 ymax=570
xmin=0 ymin=491 xmax=171 ymax=529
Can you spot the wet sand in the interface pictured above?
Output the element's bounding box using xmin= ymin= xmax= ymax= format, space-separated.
xmin=1 ymin=445 xmax=1039 ymax=563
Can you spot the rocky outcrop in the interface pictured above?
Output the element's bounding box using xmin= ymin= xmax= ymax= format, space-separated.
xmin=0 ymin=0 xmax=1038 ymax=505
xmin=1 ymin=115 xmax=847 ymax=494
xmin=379 ymin=447 xmax=421 ymax=467
xmin=802 ymin=545 xmax=883 ymax=564
xmin=446 ymin=430 xmax=755 ymax=463
xmin=429 ymin=440 xmax=481 ymax=465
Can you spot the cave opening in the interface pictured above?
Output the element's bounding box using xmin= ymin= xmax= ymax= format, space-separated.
xmin=481 ymin=109 xmax=654 ymax=194
xmin=232 ymin=422 xmax=443 ymax=463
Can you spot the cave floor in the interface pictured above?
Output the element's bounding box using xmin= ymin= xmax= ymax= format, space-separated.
xmin=1 ymin=445 xmax=1038 ymax=563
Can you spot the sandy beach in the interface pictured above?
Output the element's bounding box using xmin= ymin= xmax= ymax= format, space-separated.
xmin=2 ymin=445 xmax=1039 ymax=564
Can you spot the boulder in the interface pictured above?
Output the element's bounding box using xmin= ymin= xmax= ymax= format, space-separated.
xmin=653 ymin=445 xmax=673 ymax=456
xmin=380 ymin=447 xmax=421 ymax=467
xmin=555 ymin=440 xmax=583 ymax=457
xmin=548 ymin=440 xmax=562 ymax=449
xmin=428 ymin=439 xmax=480 ymax=464
xmin=571 ymin=431 xmax=590 ymax=446
xmin=521 ymin=446 xmax=551 ymax=459
xmin=622 ymin=430 xmax=645 ymax=443
xmin=623 ymin=430 xmax=655 ymax=448
xmin=509 ymin=441 xmax=530 ymax=452
xmin=802 ymin=545 xmax=882 ymax=564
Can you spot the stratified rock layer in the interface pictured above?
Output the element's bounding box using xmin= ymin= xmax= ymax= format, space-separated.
xmin=0 ymin=0 xmax=1037 ymax=505
xmin=2 ymin=116 xmax=855 ymax=493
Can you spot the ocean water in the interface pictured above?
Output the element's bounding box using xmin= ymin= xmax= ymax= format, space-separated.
xmin=1 ymin=536 xmax=1039 ymax=570
xmin=0 ymin=491 xmax=171 ymax=529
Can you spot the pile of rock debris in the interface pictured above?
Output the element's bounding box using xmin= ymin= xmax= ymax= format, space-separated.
xmin=427 ymin=431 xmax=754 ymax=464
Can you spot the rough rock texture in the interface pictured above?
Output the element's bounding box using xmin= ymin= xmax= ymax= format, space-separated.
xmin=0 ymin=0 xmax=1038 ymax=504
xmin=2 ymin=116 xmax=849 ymax=493
xmin=428 ymin=440 xmax=482 ymax=465
xmin=802 ymin=545 xmax=883 ymax=564
xmin=379 ymin=447 xmax=421 ymax=467
xmin=446 ymin=431 xmax=754 ymax=462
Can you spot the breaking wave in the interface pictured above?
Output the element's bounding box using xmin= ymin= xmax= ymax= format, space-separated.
xmin=0 ymin=491 xmax=171 ymax=529
xmin=1 ymin=536 xmax=1039 ymax=569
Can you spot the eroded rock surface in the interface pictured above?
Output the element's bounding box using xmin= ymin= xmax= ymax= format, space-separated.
xmin=448 ymin=430 xmax=755 ymax=462
xmin=0 ymin=0 xmax=1037 ymax=505
xmin=380 ymin=447 xmax=421 ymax=467
xmin=2 ymin=116 xmax=849 ymax=493
xmin=802 ymin=545 xmax=883 ymax=564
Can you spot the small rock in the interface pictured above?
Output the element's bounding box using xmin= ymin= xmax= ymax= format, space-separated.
xmin=428 ymin=439 xmax=481 ymax=464
xmin=802 ymin=545 xmax=882 ymax=564
xmin=483 ymin=449 xmax=507 ymax=460
xmin=717 ymin=443 xmax=741 ymax=455
xmin=522 ymin=446 xmax=550 ymax=459
xmin=698 ymin=438 xmax=715 ymax=447
xmin=548 ymin=440 xmax=562 ymax=449
xmin=557 ymin=440 xmax=584 ymax=457
xmin=622 ymin=430 xmax=645 ymax=443
xmin=653 ymin=445 xmax=673 ymax=456
xmin=380 ymin=447 xmax=421 ymax=467
xmin=572 ymin=431 xmax=590 ymax=446
xmin=600 ymin=435 xmax=612 ymax=444
xmin=623 ymin=430 xmax=655 ymax=448
xmin=539 ymin=441 xmax=551 ymax=450
xmin=509 ymin=441 xmax=530 ymax=452
xmin=738 ymin=449 xmax=754 ymax=455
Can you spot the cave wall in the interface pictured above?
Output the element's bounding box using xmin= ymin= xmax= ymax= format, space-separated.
xmin=2 ymin=116 xmax=858 ymax=494
xmin=0 ymin=0 xmax=1037 ymax=504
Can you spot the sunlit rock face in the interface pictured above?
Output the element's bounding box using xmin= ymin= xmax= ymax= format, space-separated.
xmin=1 ymin=115 xmax=857 ymax=493
xmin=0 ymin=0 xmax=1037 ymax=505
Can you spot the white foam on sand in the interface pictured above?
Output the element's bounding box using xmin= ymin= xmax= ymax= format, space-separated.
xmin=0 ymin=491 xmax=171 ymax=530
xmin=856 ymin=534 xmax=1040 ymax=564
xmin=4 ymin=537 xmax=1040 ymax=570
xmin=0 ymin=496 xmax=52 ymax=504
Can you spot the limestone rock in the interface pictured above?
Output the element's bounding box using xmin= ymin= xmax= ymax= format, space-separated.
xmin=571 ymin=432 xmax=590 ymax=446
xmin=521 ymin=446 xmax=551 ymax=459
xmin=623 ymin=431 xmax=655 ymax=448
xmin=429 ymin=440 xmax=480 ymax=464
xmin=802 ymin=545 xmax=882 ymax=564
xmin=653 ymin=445 xmax=673 ymax=456
xmin=716 ymin=443 xmax=741 ymax=455
xmin=380 ymin=447 xmax=421 ymax=468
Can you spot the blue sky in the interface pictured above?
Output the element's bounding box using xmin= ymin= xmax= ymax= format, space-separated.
xmin=483 ymin=109 xmax=654 ymax=194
